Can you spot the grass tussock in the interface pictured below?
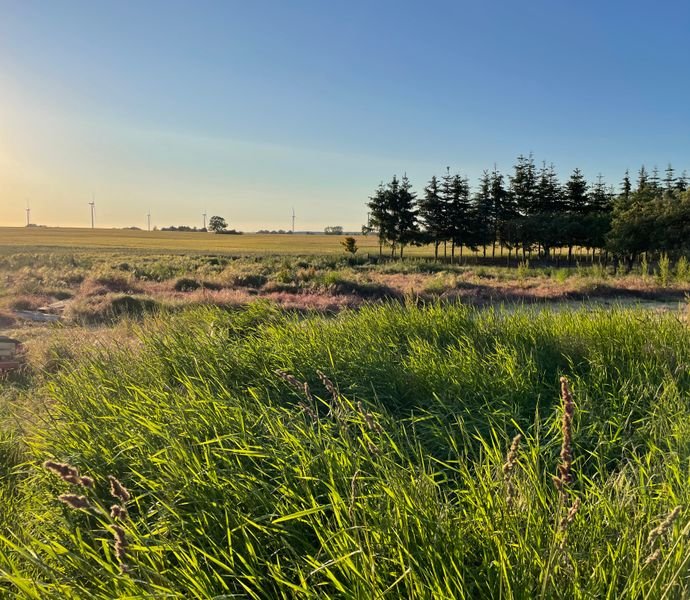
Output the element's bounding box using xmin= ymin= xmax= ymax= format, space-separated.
xmin=1 ymin=302 xmax=690 ymax=597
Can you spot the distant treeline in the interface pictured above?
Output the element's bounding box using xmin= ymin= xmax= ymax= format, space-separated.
xmin=366 ymin=155 xmax=690 ymax=265
xmin=161 ymin=225 xmax=208 ymax=232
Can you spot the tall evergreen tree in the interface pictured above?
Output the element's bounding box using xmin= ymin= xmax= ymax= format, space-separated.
xmin=366 ymin=182 xmax=392 ymax=256
xmin=438 ymin=167 xmax=454 ymax=257
xmin=564 ymin=168 xmax=589 ymax=262
xmin=473 ymin=170 xmax=493 ymax=257
xmin=446 ymin=173 xmax=472 ymax=262
xmin=566 ymin=168 xmax=589 ymax=213
xmin=637 ymin=166 xmax=649 ymax=192
xmin=418 ymin=175 xmax=445 ymax=260
xmin=589 ymin=174 xmax=612 ymax=213
xmin=533 ymin=162 xmax=562 ymax=214
xmin=490 ymin=167 xmax=510 ymax=257
xmin=621 ymin=169 xmax=632 ymax=203
xmin=393 ymin=174 xmax=419 ymax=258
xmin=509 ymin=154 xmax=537 ymax=215
xmin=664 ymin=164 xmax=676 ymax=192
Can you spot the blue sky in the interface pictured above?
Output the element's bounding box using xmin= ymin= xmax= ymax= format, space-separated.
xmin=1 ymin=0 xmax=689 ymax=230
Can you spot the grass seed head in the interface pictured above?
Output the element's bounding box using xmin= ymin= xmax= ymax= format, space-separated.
xmin=110 ymin=504 xmax=128 ymax=520
xmin=108 ymin=475 xmax=131 ymax=503
xmin=648 ymin=505 xmax=683 ymax=546
xmin=58 ymin=494 xmax=92 ymax=510
xmin=44 ymin=460 xmax=82 ymax=485
xmin=644 ymin=548 xmax=662 ymax=567
xmin=111 ymin=524 xmax=129 ymax=572
xmin=503 ymin=433 xmax=522 ymax=507
xmin=275 ymin=369 xmax=314 ymax=402
xmin=554 ymin=377 xmax=575 ymax=495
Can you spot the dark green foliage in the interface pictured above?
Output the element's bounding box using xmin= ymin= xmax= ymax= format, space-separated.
xmin=208 ymin=215 xmax=228 ymax=233
xmin=368 ymin=156 xmax=689 ymax=265
xmin=340 ymin=236 xmax=358 ymax=255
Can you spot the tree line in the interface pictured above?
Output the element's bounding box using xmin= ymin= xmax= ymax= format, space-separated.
xmin=366 ymin=155 xmax=690 ymax=265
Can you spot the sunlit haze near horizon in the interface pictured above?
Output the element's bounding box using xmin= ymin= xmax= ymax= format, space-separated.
xmin=1 ymin=0 xmax=689 ymax=231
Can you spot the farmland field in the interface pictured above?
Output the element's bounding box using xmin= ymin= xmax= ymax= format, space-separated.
xmin=1 ymin=240 xmax=690 ymax=598
xmin=0 ymin=227 xmax=388 ymax=255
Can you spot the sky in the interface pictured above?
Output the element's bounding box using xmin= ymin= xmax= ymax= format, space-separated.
xmin=1 ymin=0 xmax=689 ymax=231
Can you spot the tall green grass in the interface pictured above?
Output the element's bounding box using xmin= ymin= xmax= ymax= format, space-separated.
xmin=2 ymin=302 xmax=690 ymax=598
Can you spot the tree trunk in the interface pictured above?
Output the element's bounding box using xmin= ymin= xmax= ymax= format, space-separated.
xmin=434 ymin=242 xmax=439 ymax=261
xmin=568 ymin=245 xmax=573 ymax=265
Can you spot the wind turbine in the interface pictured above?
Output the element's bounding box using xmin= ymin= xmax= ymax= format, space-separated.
xmin=25 ymin=200 xmax=31 ymax=227
xmin=291 ymin=208 xmax=295 ymax=233
xmin=89 ymin=194 xmax=96 ymax=229
xmin=147 ymin=209 xmax=151 ymax=232
xmin=202 ymin=210 xmax=207 ymax=230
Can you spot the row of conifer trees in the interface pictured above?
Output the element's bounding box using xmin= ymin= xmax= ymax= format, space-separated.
xmin=365 ymin=154 xmax=690 ymax=264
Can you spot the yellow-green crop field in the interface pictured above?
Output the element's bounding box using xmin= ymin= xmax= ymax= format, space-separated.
xmin=0 ymin=227 xmax=419 ymax=255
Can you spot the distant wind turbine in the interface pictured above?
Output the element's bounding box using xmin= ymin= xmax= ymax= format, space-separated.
xmin=89 ymin=195 xmax=96 ymax=229
xmin=147 ymin=210 xmax=151 ymax=232
xmin=292 ymin=208 xmax=295 ymax=233
xmin=25 ymin=200 xmax=31 ymax=227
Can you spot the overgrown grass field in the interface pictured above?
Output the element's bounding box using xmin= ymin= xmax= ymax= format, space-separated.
xmin=2 ymin=302 xmax=690 ymax=598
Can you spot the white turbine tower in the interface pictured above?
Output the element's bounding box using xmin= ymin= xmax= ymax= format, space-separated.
xmin=25 ymin=200 xmax=31 ymax=227
xmin=89 ymin=195 xmax=96 ymax=229
xmin=147 ymin=209 xmax=151 ymax=232
xmin=291 ymin=208 xmax=296 ymax=233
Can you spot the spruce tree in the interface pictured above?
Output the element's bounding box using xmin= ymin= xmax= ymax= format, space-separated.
xmin=621 ymin=170 xmax=632 ymax=202
xmin=637 ymin=166 xmax=649 ymax=191
xmin=366 ymin=182 xmax=391 ymax=256
xmin=589 ymin=174 xmax=612 ymax=213
xmin=490 ymin=167 xmax=510 ymax=257
xmin=394 ymin=174 xmax=419 ymax=258
xmin=418 ymin=175 xmax=445 ymax=260
xmin=510 ymin=154 xmax=537 ymax=215
xmin=564 ymin=168 xmax=589 ymax=263
xmin=664 ymin=164 xmax=676 ymax=192
xmin=534 ymin=162 xmax=562 ymax=214
xmin=473 ymin=170 xmax=493 ymax=257
xmin=439 ymin=167 xmax=454 ymax=258
xmin=445 ymin=173 xmax=472 ymax=262
xmin=566 ymin=168 xmax=589 ymax=213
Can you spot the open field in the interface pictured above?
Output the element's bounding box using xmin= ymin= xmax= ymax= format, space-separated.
xmin=0 ymin=227 xmax=607 ymax=261
xmin=2 ymin=303 xmax=690 ymax=597
xmin=1 ymin=245 xmax=689 ymax=331
xmin=1 ymin=243 xmax=690 ymax=598
xmin=0 ymin=227 xmax=386 ymax=255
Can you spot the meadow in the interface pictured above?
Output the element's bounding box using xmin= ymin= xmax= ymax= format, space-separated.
xmin=1 ymin=302 xmax=690 ymax=598
xmin=1 ymin=235 xmax=690 ymax=598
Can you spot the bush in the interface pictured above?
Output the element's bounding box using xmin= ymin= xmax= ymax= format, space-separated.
xmin=173 ymin=278 xmax=201 ymax=292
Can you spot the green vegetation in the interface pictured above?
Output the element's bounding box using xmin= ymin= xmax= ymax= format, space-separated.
xmin=2 ymin=302 xmax=690 ymax=597
xmin=368 ymin=157 xmax=690 ymax=265
xmin=2 ymin=248 xmax=690 ymax=331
